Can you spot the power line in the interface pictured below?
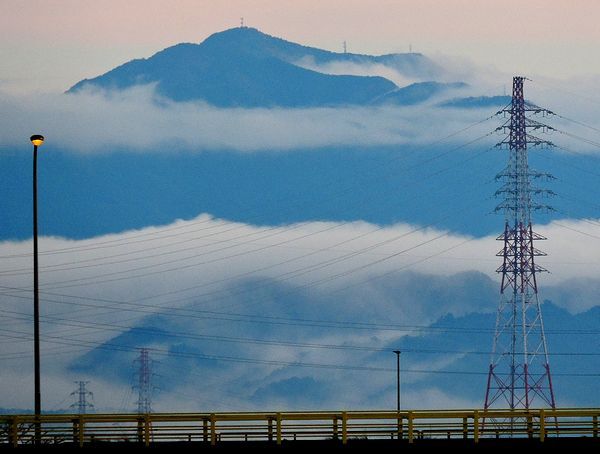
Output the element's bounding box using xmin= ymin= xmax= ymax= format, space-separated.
xmin=0 ymin=115 xmax=498 ymax=261
xmin=553 ymin=127 xmax=600 ymax=150
xmin=0 ymin=221 xmax=343 ymax=277
xmin=0 ymin=132 xmax=499 ymax=340
xmin=552 ymin=221 xmax=600 ymax=241
xmin=0 ymin=327 xmax=598 ymax=378
xmin=554 ymin=112 xmax=600 ymax=135
xmin=1 ymin=293 xmax=599 ymax=337
xmin=0 ymin=131 xmax=497 ymax=282
xmin=529 ymin=78 xmax=600 ymax=108
xmin=5 ymin=145 xmax=496 ymax=298
xmin=2 ymin=308 xmax=599 ymax=357
xmin=0 ymin=225 xmax=490 ymax=337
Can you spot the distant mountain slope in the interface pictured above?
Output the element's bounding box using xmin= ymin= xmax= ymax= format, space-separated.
xmin=67 ymin=277 xmax=600 ymax=410
xmin=68 ymin=27 xmax=444 ymax=107
xmin=388 ymin=303 xmax=600 ymax=407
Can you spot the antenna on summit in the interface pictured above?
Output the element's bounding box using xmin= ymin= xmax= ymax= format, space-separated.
xmin=240 ymin=17 xmax=245 ymax=28
xmin=343 ymin=40 xmax=347 ymax=54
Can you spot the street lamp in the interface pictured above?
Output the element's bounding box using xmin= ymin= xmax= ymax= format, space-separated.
xmin=30 ymin=134 xmax=44 ymax=444
xmin=393 ymin=350 xmax=401 ymax=412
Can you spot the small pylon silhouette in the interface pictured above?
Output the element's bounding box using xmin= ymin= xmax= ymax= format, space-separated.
xmin=70 ymin=381 xmax=94 ymax=414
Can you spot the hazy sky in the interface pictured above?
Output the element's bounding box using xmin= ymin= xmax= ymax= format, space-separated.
xmin=1 ymin=0 xmax=599 ymax=93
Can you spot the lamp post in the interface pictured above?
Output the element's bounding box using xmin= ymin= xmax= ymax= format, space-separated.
xmin=393 ymin=350 xmax=401 ymax=412
xmin=30 ymin=134 xmax=44 ymax=444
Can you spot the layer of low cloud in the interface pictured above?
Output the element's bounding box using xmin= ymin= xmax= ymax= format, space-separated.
xmin=0 ymin=85 xmax=498 ymax=153
xmin=1 ymin=76 xmax=598 ymax=155
xmin=1 ymin=215 xmax=599 ymax=411
xmin=293 ymin=56 xmax=426 ymax=88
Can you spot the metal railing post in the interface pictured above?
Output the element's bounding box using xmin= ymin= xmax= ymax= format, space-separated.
xmin=137 ymin=418 xmax=144 ymax=444
xmin=10 ymin=417 xmax=19 ymax=447
xmin=593 ymin=415 xmax=598 ymax=438
xmin=408 ymin=412 xmax=414 ymax=444
xmin=333 ymin=416 xmax=338 ymax=440
xmin=474 ymin=411 xmax=479 ymax=444
xmin=276 ymin=413 xmax=282 ymax=445
xmin=72 ymin=418 xmax=78 ymax=445
xmin=144 ymin=416 xmax=150 ymax=447
xmin=527 ymin=414 xmax=533 ymax=439
xmin=462 ymin=416 xmax=468 ymax=440
xmin=79 ymin=416 xmax=85 ymax=447
xmin=268 ymin=417 xmax=273 ymax=442
xmin=397 ymin=412 xmax=403 ymax=440
xmin=342 ymin=412 xmax=348 ymax=445
xmin=539 ymin=409 xmax=545 ymax=442
xmin=210 ymin=414 xmax=216 ymax=446
xmin=203 ymin=418 xmax=209 ymax=442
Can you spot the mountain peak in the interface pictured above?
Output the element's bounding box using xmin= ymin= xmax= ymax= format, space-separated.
xmin=200 ymin=26 xmax=270 ymax=48
xmin=206 ymin=26 xmax=268 ymax=40
xmin=199 ymin=26 xmax=338 ymax=63
xmin=68 ymin=27 xmax=447 ymax=108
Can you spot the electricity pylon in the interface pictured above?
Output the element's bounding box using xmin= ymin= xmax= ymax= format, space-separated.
xmin=484 ymin=76 xmax=557 ymax=410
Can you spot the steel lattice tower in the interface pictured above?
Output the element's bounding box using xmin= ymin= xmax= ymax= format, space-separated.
xmin=70 ymin=381 xmax=94 ymax=414
xmin=484 ymin=76 xmax=557 ymax=410
xmin=134 ymin=348 xmax=154 ymax=414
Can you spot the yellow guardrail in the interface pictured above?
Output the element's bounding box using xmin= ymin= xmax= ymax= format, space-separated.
xmin=1 ymin=408 xmax=599 ymax=446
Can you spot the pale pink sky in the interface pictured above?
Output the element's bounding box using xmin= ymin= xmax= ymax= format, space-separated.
xmin=1 ymin=0 xmax=599 ymax=92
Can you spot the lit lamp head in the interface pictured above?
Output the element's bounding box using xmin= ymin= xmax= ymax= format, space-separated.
xmin=30 ymin=135 xmax=44 ymax=147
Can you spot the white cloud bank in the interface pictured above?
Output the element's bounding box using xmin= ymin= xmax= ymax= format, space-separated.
xmin=293 ymin=56 xmax=426 ymax=88
xmin=0 ymin=85 xmax=499 ymax=153
xmin=0 ymin=215 xmax=599 ymax=411
xmin=1 ymin=75 xmax=598 ymax=155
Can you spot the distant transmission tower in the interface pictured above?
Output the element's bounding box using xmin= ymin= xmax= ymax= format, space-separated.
xmin=484 ymin=76 xmax=557 ymax=411
xmin=134 ymin=348 xmax=155 ymax=414
xmin=70 ymin=381 xmax=94 ymax=414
